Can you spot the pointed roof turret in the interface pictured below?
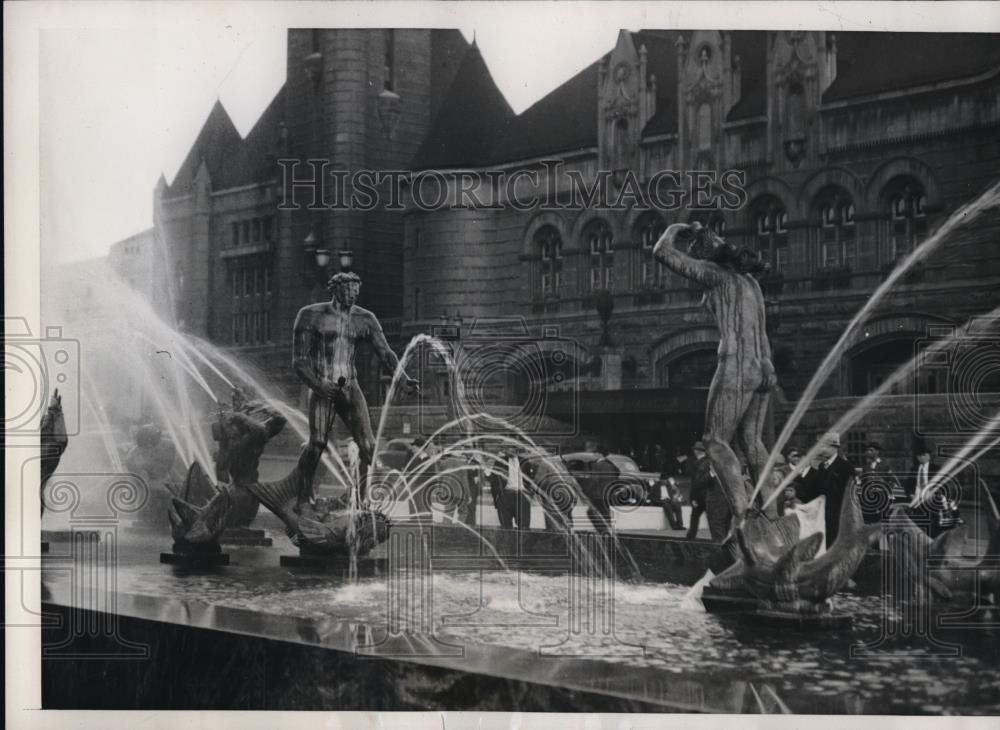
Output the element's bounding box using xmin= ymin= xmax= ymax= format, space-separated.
xmin=411 ymin=43 xmax=514 ymax=170
xmin=166 ymin=99 xmax=242 ymax=196
xmin=216 ymin=85 xmax=287 ymax=190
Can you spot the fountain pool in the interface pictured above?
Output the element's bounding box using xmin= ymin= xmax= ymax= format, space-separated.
xmin=40 ymin=529 xmax=1000 ymax=713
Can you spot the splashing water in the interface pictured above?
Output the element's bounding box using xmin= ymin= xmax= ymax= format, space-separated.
xmin=760 ymin=307 xmax=1000 ymax=513
xmin=750 ymin=180 xmax=1000 ymax=508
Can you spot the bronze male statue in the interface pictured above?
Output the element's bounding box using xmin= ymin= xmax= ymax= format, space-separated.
xmin=653 ymin=221 xmax=776 ymax=522
xmin=292 ymin=271 xmax=418 ymax=506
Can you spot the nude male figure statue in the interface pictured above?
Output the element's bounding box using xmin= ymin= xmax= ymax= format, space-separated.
xmin=653 ymin=221 xmax=777 ymax=523
xmin=292 ymin=271 xmax=418 ymax=507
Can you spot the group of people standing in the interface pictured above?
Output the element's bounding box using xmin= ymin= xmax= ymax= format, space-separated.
xmin=770 ymin=435 xmax=962 ymax=544
xmin=656 ymin=432 xmax=962 ymax=547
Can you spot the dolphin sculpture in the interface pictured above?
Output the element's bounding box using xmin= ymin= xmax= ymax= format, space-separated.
xmin=719 ymin=476 xmax=882 ymax=613
xmin=245 ymin=444 xmax=390 ymax=557
xmin=167 ymin=462 xmax=234 ymax=552
xmin=883 ymin=481 xmax=1000 ymax=603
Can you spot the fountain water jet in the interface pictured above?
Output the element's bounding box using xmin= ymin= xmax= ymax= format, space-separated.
xmin=750 ymin=181 xmax=1000 ymax=507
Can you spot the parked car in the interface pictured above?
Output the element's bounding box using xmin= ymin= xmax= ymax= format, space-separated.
xmin=559 ymin=452 xmax=657 ymax=507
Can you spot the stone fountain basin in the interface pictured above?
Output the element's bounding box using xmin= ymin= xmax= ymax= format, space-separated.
xmin=39 ymin=527 xmax=1000 ymax=713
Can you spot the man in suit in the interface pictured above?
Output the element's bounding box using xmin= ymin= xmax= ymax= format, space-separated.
xmin=906 ymin=445 xmax=963 ymax=538
xmin=685 ymin=442 xmax=711 ymax=539
xmin=811 ymin=432 xmax=856 ymax=547
xmin=686 ymin=441 xmax=731 ymax=540
xmin=860 ymin=441 xmax=905 ymax=520
xmin=789 ymin=446 xmax=821 ymax=505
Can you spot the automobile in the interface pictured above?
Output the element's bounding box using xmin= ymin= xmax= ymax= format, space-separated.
xmin=371 ymin=438 xmax=476 ymax=520
xmin=375 ymin=437 xmax=416 ymax=471
xmin=558 ymin=451 xmax=659 ymax=507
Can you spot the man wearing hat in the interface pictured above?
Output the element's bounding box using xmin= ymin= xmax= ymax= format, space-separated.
xmin=906 ymin=442 xmax=962 ymax=537
xmin=812 ymin=432 xmax=856 ymax=547
xmin=861 ymin=441 xmax=906 ymax=515
xmin=292 ymin=271 xmax=419 ymax=508
xmin=686 ymin=441 xmax=721 ymax=539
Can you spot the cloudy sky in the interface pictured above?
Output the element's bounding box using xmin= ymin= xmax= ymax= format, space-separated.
xmin=32 ymin=2 xmax=986 ymax=263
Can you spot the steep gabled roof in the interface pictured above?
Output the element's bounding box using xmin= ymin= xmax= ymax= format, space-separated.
xmin=215 ymin=86 xmax=286 ymax=190
xmin=489 ymin=59 xmax=602 ymax=165
xmin=726 ymin=31 xmax=768 ymax=121
xmin=824 ymin=32 xmax=1000 ymax=102
xmin=452 ymin=30 xmax=680 ymax=165
xmin=429 ymin=29 xmax=472 ymax=122
xmin=166 ymin=100 xmax=242 ymax=196
xmin=412 ymin=44 xmax=514 ymax=170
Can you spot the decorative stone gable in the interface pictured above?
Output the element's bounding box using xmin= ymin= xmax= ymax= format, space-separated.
xmin=767 ymin=31 xmax=838 ymax=169
xmin=678 ymin=31 xmax=725 ymax=170
xmin=598 ymin=30 xmax=657 ymax=185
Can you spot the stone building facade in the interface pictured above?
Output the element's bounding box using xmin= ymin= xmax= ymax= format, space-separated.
xmin=404 ymin=29 xmax=1000 ymax=465
xmin=155 ymin=29 xmax=469 ymax=398
xmin=107 ymin=227 xmax=172 ymax=321
xmin=155 ymin=28 xmax=1000 ymax=470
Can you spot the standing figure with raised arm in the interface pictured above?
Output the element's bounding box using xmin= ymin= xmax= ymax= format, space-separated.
xmin=292 ymin=271 xmax=418 ymax=508
xmin=653 ymin=221 xmax=776 ymax=525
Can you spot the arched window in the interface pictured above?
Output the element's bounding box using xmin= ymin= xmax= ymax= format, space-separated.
xmin=884 ymin=179 xmax=928 ymax=261
xmin=584 ymin=219 xmax=614 ymax=291
xmin=814 ymin=188 xmax=856 ymax=269
xmin=636 ymin=214 xmax=666 ymax=287
xmin=656 ymin=348 xmax=717 ymax=388
xmin=751 ymin=199 xmax=789 ymax=272
xmin=534 ymin=225 xmax=563 ymax=297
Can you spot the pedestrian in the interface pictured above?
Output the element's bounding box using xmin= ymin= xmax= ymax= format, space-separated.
xmin=586 ymin=444 xmax=619 ymax=534
xmin=406 ymin=437 xmax=435 ymax=521
xmin=686 ymin=441 xmax=712 ymax=539
xmin=483 ymin=455 xmax=513 ymax=528
xmin=776 ymin=483 xmax=802 ymax=517
xmin=811 ymin=432 xmax=855 ymax=547
xmin=906 ymin=444 xmax=963 ymax=538
xmin=659 ymin=474 xmax=685 ymax=530
xmin=705 ymin=462 xmax=733 ymax=542
xmin=859 ymin=441 xmax=904 ymax=521
xmin=504 ymin=450 xmax=532 ymax=529
xmin=522 ymin=454 xmax=579 ymax=530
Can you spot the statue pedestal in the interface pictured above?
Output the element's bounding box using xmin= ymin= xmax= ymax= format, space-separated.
xmin=700 ymin=587 xmax=758 ymax=613
xmin=279 ymin=553 xmax=385 ymax=576
xmin=160 ymin=542 xmax=229 ymax=567
xmin=219 ymin=527 xmax=272 ymax=547
xmin=159 ymin=551 xmax=230 ymax=567
xmin=702 ymin=587 xmax=853 ymax=629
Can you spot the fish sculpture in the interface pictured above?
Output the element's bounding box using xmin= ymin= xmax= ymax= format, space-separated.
xmin=245 ymin=444 xmax=390 ymax=557
xmin=164 ymin=393 xmax=289 ymax=551
xmin=167 ymin=462 xmax=236 ymax=552
xmin=884 ymin=482 xmax=1000 ymax=603
xmin=210 ymin=394 xmax=287 ymax=526
xmin=39 ymin=389 xmax=69 ymax=515
xmin=700 ymin=500 xmax=825 ymax=602
xmin=721 ymin=476 xmax=882 ymax=613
